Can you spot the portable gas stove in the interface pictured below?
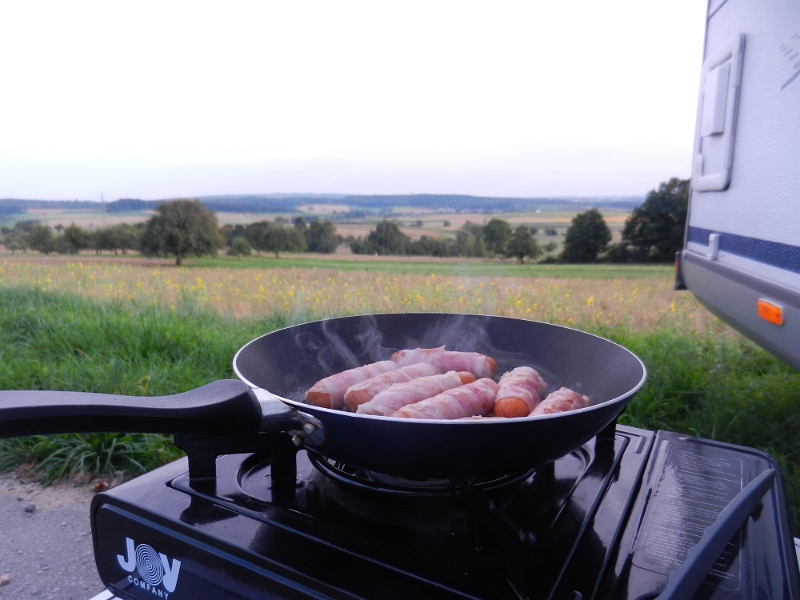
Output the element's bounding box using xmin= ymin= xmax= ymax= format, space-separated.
xmin=89 ymin=422 xmax=800 ymax=600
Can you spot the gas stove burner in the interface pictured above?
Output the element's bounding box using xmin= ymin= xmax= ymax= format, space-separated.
xmin=307 ymin=450 xmax=535 ymax=497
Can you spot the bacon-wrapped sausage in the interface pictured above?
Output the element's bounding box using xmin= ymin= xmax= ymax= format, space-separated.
xmin=391 ymin=378 xmax=499 ymax=420
xmin=390 ymin=347 xmax=497 ymax=379
xmin=493 ymin=366 xmax=548 ymax=418
xmin=356 ymin=371 xmax=475 ymax=416
xmin=305 ymin=361 xmax=398 ymax=409
xmin=529 ymin=387 xmax=590 ymax=416
xmin=344 ymin=362 xmax=440 ymax=411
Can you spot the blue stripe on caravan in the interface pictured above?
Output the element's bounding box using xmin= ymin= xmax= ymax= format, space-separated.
xmin=687 ymin=226 xmax=800 ymax=275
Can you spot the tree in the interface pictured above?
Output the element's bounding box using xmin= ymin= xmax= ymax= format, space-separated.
xmin=94 ymin=223 xmax=141 ymax=255
xmin=226 ymin=236 xmax=252 ymax=258
xmin=62 ymin=223 xmax=89 ymax=254
xmin=28 ymin=223 xmax=56 ymax=255
xmin=2 ymin=229 xmax=27 ymax=254
xmin=454 ymin=224 xmax=487 ymax=257
xmin=260 ymin=222 xmax=306 ymax=257
xmin=140 ymin=199 xmax=224 ymax=265
xmin=367 ymin=221 xmax=410 ymax=255
xmin=561 ymin=209 xmax=611 ymax=263
xmin=483 ymin=219 xmax=512 ymax=256
xmin=243 ymin=221 xmax=272 ymax=255
xmin=620 ymin=177 xmax=689 ymax=262
xmin=506 ymin=225 xmax=542 ymax=264
xmin=460 ymin=221 xmax=484 ymax=239
xmin=305 ymin=219 xmax=340 ymax=253
xmin=409 ymin=236 xmax=454 ymax=257
xmin=91 ymin=228 xmax=113 ymax=254
xmin=1 ymin=220 xmax=36 ymax=254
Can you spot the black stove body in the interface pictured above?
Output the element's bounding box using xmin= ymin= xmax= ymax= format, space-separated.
xmin=90 ymin=424 xmax=800 ymax=600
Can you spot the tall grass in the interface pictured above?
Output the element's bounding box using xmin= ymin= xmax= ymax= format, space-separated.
xmin=0 ymin=286 xmax=797 ymax=535
xmin=0 ymin=286 xmax=293 ymax=483
xmin=609 ymin=327 xmax=800 ymax=533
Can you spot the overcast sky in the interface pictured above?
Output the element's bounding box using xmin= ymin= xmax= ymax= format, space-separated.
xmin=0 ymin=1 xmax=708 ymax=201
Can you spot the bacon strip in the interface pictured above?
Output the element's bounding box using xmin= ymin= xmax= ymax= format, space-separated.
xmin=529 ymin=387 xmax=590 ymax=416
xmin=344 ymin=362 xmax=440 ymax=411
xmin=305 ymin=361 xmax=397 ymax=409
xmin=493 ymin=366 xmax=548 ymax=418
xmin=390 ymin=347 xmax=497 ymax=379
xmin=357 ymin=371 xmax=475 ymax=416
xmin=391 ymin=378 xmax=499 ymax=420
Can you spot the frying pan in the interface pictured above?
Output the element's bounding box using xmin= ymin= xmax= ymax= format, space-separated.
xmin=0 ymin=313 xmax=646 ymax=480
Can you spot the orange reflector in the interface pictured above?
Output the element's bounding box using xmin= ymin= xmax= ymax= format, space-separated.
xmin=757 ymin=299 xmax=783 ymax=326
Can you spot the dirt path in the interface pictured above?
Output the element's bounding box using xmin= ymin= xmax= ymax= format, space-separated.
xmin=0 ymin=474 xmax=106 ymax=599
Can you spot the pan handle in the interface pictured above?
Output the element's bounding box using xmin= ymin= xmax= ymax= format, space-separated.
xmin=0 ymin=380 xmax=262 ymax=441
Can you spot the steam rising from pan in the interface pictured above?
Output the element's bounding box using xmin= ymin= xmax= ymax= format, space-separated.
xmin=290 ymin=313 xmax=565 ymax=400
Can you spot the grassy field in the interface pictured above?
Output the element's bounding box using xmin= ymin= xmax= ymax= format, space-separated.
xmin=0 ymin=252 xmax=674 ymax=278
xmin=192 ymin=254 xmax=673 ymax=278
xmin=0 ymin=257 xmax=699 ymax=328
xmin=0 ymin=258 xmax=797 ymax=535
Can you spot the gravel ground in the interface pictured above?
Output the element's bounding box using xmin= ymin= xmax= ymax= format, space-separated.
xmin=0 ymin=474 xmax=107 ymax=600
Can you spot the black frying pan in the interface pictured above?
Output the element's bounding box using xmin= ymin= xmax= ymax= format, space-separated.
xmin=235 ymin=312 xmax=646 ymax=478
xmin=0 ymin=313 xmax=646 ymax=480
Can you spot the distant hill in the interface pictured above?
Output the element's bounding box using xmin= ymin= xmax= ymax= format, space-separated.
xmin=0 ymin=194 xmax=643 ymax=217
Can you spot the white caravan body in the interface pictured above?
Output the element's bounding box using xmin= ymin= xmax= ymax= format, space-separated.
xmin=679 ymin=0 xmax=800 ymax=370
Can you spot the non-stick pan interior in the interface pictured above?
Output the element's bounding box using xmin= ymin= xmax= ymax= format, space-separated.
xmin=235 ymin=313 xmax=643 ymax=408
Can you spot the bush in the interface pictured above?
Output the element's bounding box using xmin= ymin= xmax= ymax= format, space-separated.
xmin=226 ymin=236 xmax=253 ymax=257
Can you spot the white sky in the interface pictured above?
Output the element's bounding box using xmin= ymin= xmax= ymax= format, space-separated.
xmin=0 ymin=1 xmax=708 ymax=200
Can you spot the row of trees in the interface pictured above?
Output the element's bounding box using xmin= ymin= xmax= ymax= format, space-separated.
xmin=348 ymin=219 xmax=553 ymax=263
xmin=0 ymin=178 xmax=688 ymax=265
xmin=1 ymin=220 xmax=142 ymax=256
xmin=560 ymin=177 xmax=689 ymax=263
xmin=221 ymin=217 xmax=341 ymax=258
xmin=0 ymin=201 xmax=342 ymax=265
xmin=347 ymin=177 xmax=688 ymax=264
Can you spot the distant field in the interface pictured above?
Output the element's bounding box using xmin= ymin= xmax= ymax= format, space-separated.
xmin=11 ymin=209 xmax=153 ymax=229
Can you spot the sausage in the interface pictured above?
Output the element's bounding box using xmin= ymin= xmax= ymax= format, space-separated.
xmin=390 ymin=347 xmax=497 ymax=379
xmin=493 ymin=366 xmax=548 ymax=418
xmin=529 ymin=387 xmax=590 ymax=416
xmin=343 ymin=362 xmax=440 ymax=411
xmin=356 ymin=371 xmax=475 ymax=416
xmin=305 ymin=361 xmax=398 ymax=409
xmin=391 ymin=378 xmax=499 ymax=420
